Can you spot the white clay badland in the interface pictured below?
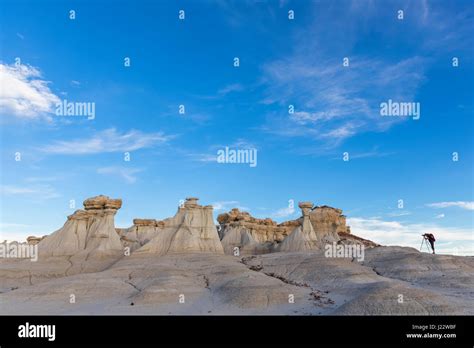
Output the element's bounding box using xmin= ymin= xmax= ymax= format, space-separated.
xmin=0 ymin=196 xmax=472 ymax=315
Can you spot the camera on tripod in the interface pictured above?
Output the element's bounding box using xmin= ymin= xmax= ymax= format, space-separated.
xmin=420 ymin=233 xmax=436 ymax=254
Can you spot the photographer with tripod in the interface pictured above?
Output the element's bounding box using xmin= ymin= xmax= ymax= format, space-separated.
xmin=421 ymin=233 xmax=436 ymax=254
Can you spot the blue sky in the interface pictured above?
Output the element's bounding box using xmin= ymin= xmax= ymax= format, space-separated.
xmin=0 ymin=0 xmax=473 ymax=255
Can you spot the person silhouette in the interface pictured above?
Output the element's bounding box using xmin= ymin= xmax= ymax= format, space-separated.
xmin=422 ymin=233 xmax=436 ymax=254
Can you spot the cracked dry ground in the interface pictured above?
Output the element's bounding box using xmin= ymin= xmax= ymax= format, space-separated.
xmin=0 ymin=246 xmax=473 ymax=315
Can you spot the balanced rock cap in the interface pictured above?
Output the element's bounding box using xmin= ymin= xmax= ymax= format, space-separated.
xmin=298 ymin=202 xmax=314 ymax=209
xmin=184 ymin=197 xmax=200 ymax=208
xmin=83 ymin=195 xmax=122 ymax=210
xmin=133 ymin=219 xmax=157 ymax=226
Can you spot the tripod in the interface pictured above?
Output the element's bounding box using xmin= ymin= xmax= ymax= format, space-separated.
xmin=420 ymin=236 xmax=433 ymax=253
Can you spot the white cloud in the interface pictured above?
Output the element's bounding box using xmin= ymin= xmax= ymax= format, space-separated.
xmin=348 ymin=217 xmax=474 ymax=255
xmin=97 ymin=166 xmax=143 ymax=184
xmin=229 ymin=138 xmax=257 ymax=150
xmin=40 ymin=128 xmax=174 ymax=155
xmin=261 ymin=55 xmax=426 ymax=144
xmin=218 ymin=83 xmax=243 ymax=95
xmin=330 ymin=147 xmax=394 ymax=160
xmin=258 ymin=1 xmax=474 ymax=148
xmin=271 ymin=205 xmax=296 ymax=219
xmin=0 ymin=184 xmax=60 ymax=199
xmin=188 ymin=153 xmax=217 ymax=163
xmin=187 ymin=139 xmax=256 ymax=164
xmin=435 ymin=213 xmax=445 ymax=219
xmin=387 ymin=211 xmax=411 ymax=217
xmin=212 ymin=201 xmax=248 ymax=212
xmin=25 ymin=176 xmax=59 ymax=183
xmin=290 ymin=111 xmax=338 ymax=125
xmin=0 ymin=63 xmax=60 ymax=119
xmin=320 ymin=123 xmax=358 ymax=142
xmin=427 ymin=201 xmax=474 ymax=211
xmin=258 ymin=2 xmax=438 ymax=146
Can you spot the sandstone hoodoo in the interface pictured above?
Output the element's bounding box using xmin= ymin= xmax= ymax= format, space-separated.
xmin=0 ymin=195 xmax=126 ymax=287
xmin=13 ymin=195 xmax=362 ymax=260
xmin=117 ymin=218 xmax=165 ymax=252
xmin=218 ymin=208 xmax=300 ymax=254
xmin=26 ymin=236 xmax=44 ymax=245
xmin=217 ymin=202 xmax=352 ymax=254
xmin=279 ymin=202 xmax=320 ymax=252
xmin=217 ymin=208 xmax=299 ymax=242
xmin=308 ymin=205 xmax=349 ymax=241
xmin=134 ymin=197 xmax=224 ymax=255
xmin=38 ymin=195 xmax=123 ymax=259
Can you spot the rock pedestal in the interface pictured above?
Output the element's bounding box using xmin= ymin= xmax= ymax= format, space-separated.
xmin=278 ymin=202 xmax=320 ymax=252
xmin=37 ymin=195 xmax=123 ymax=258
xmin=218 ymin=208 xmax=300 ymax=255
xmin=135 ymin=198 xmax=224 ymax=255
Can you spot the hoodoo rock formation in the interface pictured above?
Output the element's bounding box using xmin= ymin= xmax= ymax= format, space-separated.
xmin=116 ymin=219 xmax=165 ymax=252
xmin=0 ymin=195 xmax=125 ymax=288
xmin=26 ymin=236 xmax=45 ymax=245
xmin=217 ymin=203 xmax=352 ymax=254
xmin=0 ymin=195 xmax=368 ymax=285
xmin=134 ymin=198 xmax=224 ymax=255
xmin=38 ymin=195 xmax=123 ymax=259
xmin=217 ymin=208 xmax=300 ymax=254
xmin=1 ymin=194 xmax=473 ymax=315
xmin=4 ymin=196 xmax=363 ymax=262
xmin=279 ymin=202 xmax=320 ymax=252
xmin=308 ymin=205 xmax=349 ymax=240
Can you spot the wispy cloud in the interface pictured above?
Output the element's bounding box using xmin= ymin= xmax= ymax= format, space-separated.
xmin=228 ymin=138 xmax=257 ymax=150
xmin=0 ymin=184 xmax=60 ymax=199
xmin=255 ymin=1 xmax=468 ymax=147
xmin=348 ymin=217 xmax=473 ymax=255
xmin=190 ymin=83 xmax=245 ymax=101
xmin=40 ymin=128 xmax=174 ymax=155
xmin=173 ymin=107 xmax=211 ymax=124
xmin=329 ymin=147 xmax=394 ymax=160
xmin=271 ymin=206 xmax=296 ymax=219
xmin=0 ymin=63 xmax=60 ymax=119
xmin=97 ymin=166 xmax=143 ymax=184
xmin=186 ymin=138 xmax=257 ymax=163
xmin=25 ymin=176 xmax=59 ymax=183
xmin=218 ymin=83 xmax=244 ymax=95
xmin=261 ymin=55 xmax=426 ymax=146
xmin=215 ymin=0 xmax=276 ymax=29
xmin=426 ymin=201 xmax=474 ymax=211
xmin=188 ymin=153 xmax=217 ymax=163
xmin=387 ymin=211 xmax=411 ymax=217
xmin=270 ymin=202 xmax=297 ymax=219
xmin=212 ymin=200 xmax=248 ymax=211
